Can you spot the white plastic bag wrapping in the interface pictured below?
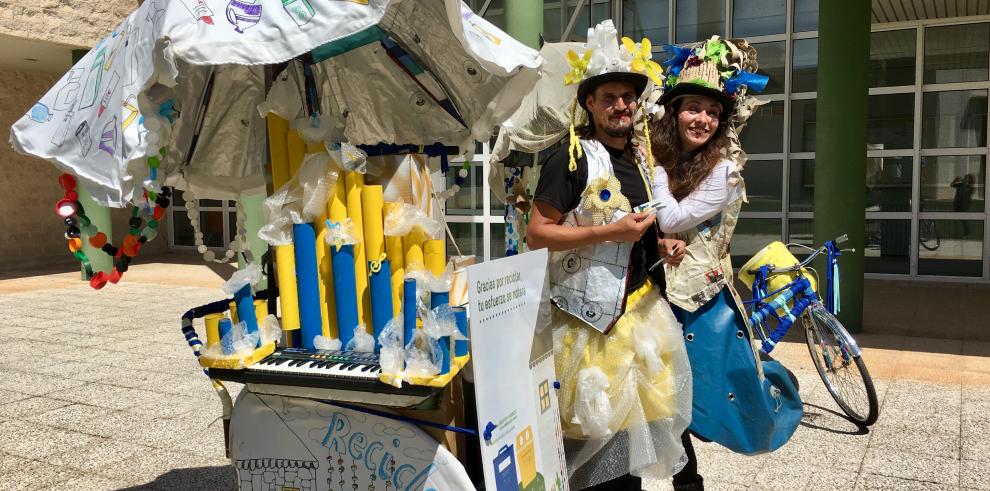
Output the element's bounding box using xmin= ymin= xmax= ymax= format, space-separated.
xmin=324 ymin=218 xmax=359 ymax=249
xmin=313 ymin=335 xmax=342 ymax=351
xmin=423 ymin=304 xmax=465 ymax=340
xmin=378 ymin=318 xmax=406 ymax=387
xmin=222 ymin=263 xmax=263 ymax=296
xmin=571 ymin=367 xmax=613 ymax=439
xmin=258 ymin=152 xmax=339 ymax=246
xmin=260 ymin=315 xmax=283 ymax=345
xmin=383 ymin=202 xmax=443 ymax=238
xmin=220 ymin=322 xmax=259 ymax=357
xmin=403 ymin=329 xmax=442 ymax=377
xmin=344 ymin=324 xmax=375 ymax=353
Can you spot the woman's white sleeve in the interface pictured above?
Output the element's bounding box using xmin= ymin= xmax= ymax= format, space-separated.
xmin=654 ymin=162 xmax=735 ymax=234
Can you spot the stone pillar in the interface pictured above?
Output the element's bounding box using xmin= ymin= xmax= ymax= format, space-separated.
xmin=813 ymin=0 xmax=870 ymax=331
xmin=72 ymin=48 xmax=114 ymax=277
xmin=504 ymin=0 xmax=543 ymax=49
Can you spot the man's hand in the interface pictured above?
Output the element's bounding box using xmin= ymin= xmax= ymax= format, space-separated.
xmin=607 ymin=212 xmax=656 ymax=242
xmin=659 ymin=238 xmax=687 ymax=266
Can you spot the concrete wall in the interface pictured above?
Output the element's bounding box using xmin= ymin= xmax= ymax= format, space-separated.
xmin=1 ymin=68 xmax=167 ymax=274
xmin=0 ymin=0 xmax=138 ymax=48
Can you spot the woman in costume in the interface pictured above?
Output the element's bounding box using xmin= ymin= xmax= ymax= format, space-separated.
xmin=647 ymin=36 xmax=804 ymax=490
xmin=527 ymin=21 xmax=693 ymax=490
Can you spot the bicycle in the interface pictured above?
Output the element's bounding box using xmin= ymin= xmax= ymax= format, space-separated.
xmin=741 ymin=235 xmax=880 ymax=426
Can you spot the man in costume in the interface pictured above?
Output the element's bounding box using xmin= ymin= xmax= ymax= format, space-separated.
xmin=527 ymin=20 xmax=692 ymax=491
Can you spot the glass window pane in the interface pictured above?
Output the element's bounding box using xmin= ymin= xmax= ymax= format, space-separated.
xmin=740 ymin=100 xmax=784 ymax=154
xmin=591 ymin=1 xmax=610 ymax=25
xmin=447 ymin=222 xmax=482 ymax=263
xmin=866 ymin=156 xmax=913 ymax=212
xmin=866 ymin=219 xmax=911 ymax=274
xmin=622 ymin=0 xmax=669 ymax=44
xmin=730 ymin=218 xmax=782 ymax=269
xmin=172 ymin=210 xmax=195 ymax=247
xmin=675 ymin=0 xmax=725 ymax=43
xmin=788 ymin=159 xmax=815 ymax=212
xmin=793 ymin=0 xmax=818 ymax=33
xmin=544 ymin=7 xmax=562 ymax=43
xmin=867 ymin=93 xmax=914 ymax=150
xmin=732 ymin=0 xmax=785 ymax=37
xmin=200 ymin=199 xmax=223 ymax=208
xmin=741 ymin=160 xmax=782 ymax=212
xmin=491 ymin=223 xmax=519 ymax=259
xmin=923 ymin=23 xmax=990 ymax=84
xmin=920 ymin=156 xmax=986 ymax=213
xmin=918 ymin=220 xmax=984 ymax=276
xmin=228 ymin=211 xmax=236 ymax=243
xmin=791 ymin=38 xmax=818 ymax=93
xmin=565 ymin=3 xmax=590 ymax=42
xmin=445 ymin=164 xmax=483 ymax=216
xmin=751 ymin=41 xmax=785 ymax=95
xmin=870 ymin=29 xmax=916 ymax=87
xmin=172 ymin=191 xmax=186 ymax=208
xmin=787 ymin=218 xmax=814 ymax=249
xmin=921 ymin=90 xmax=988 ymax=149
xmin=790 ymin=99 xmax=817 ymax=153
xmin=201 ymin=211 xmax=225 ymax=247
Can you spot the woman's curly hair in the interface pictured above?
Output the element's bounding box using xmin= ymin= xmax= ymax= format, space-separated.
xmin=649 ymin=99 xmax=729 ymax=201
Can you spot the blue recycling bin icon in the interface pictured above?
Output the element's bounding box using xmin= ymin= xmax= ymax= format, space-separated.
xmin=493 ymin=444 xmax=518 ymax=491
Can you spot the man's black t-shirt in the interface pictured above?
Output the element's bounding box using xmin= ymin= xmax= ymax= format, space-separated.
xmin=533 ymin=142 xmax=663 ymax=294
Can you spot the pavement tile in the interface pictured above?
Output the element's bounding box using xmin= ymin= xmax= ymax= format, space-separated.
xmin=49 ymin=383 xmax=163 ymax=411
xmin=0 ymin=458 xmax=76 ymax=491
xmin=111 ymin=415 xmax=197 ymax=450
xmin=962 ymin=433 xmax=990 ymax=462
xmin=23 ymin=403 xmax=122 ymax=438
xmin=860 ymin=447 xmax=959 ymax=485
xmin=774 ymin=436 xmax=869 ymax=472
xmin=961 ymin=458 xmax=990 ymax=490
xmin=122 ymin=391 xmax=209 ymax=419
xmin=33 ymin=360 xmax=114 ymax=383
xmin=43 ymin=439 xmax=154 ymax=477
xmin=93 ymin=447 xmax=224 ymax=483
xmin=51 ymin=474 xmax=131 ymax=491
xmin=854 ymin=473 xmax=956 ymax=490
xmin=0 ymin=390 xmax=32 ymax=406
xmin=867 ymin=423 xmax=960 ymax=459
xmin=0 ymin=371 xmax=88 ymax=397
xmin=0 ymin=396 xmax=75 ymax=421
xmin=0 ymin=419 xmax=102 ymax=461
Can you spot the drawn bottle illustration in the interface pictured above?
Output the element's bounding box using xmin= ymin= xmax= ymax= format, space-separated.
xmin=282 ymin=0 xmax=315 ymax=27
xmin=227 ymin=0 xmax=262 ymax=33
xmin=179 ymin=0 xmax=215 ymax=24
xmin=98 ymin=72 xmax=120 ymax=117
xmin=50 ymin=68 xmax=84 ymax=146
xmin=99 ymin=116 xmax=118 ymax=157
xmin=75 ymin=121 xmax=93 ymax=156
xmin=79 ymin=47 xmax=107 ymax=110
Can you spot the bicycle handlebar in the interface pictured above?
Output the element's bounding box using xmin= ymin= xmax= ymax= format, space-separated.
xmin=746 ymin=234 xmax=848 ymax=275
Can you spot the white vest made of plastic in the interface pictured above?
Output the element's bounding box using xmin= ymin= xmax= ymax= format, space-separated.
xmin=547 ymin=139 xmax=651 ymax=334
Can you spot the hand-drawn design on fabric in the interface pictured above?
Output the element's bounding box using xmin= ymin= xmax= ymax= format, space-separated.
xmin=79 ymin=48 xmax=107 ymax=110
xmin=227 ymin=0 xmax=263 ymax=33
xmin=561 ymin=253 xmax=581 ymax=274
xmin=548 ymin=239 xmax=629 ymax=333
xmin=50 ymin=68 xmax=84 ymax=145
xmin=283 ymin=0 xmax=316 ymax=27
xmin=75 ymin=121 xmax=93 ymax=156
xmin=29 ymin=103 xmax=52 ymax=123
xmin=179 ymin=0 xmax=216 ymax=24
xmin=122 ymin=95 xmax=140 ymax=131
xmin=99 ymin=116 xmax=118 ymax=157
xmin=98 ymin=72 xmax=120 ymax=117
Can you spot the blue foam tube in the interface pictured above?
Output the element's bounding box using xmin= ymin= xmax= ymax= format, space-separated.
xmin=452 ymin=307 xmax=468 ymax=357
xmin=403 ymin=279 xmax=416 ymax=347
xmin=430 ymin=290 xmax=451 ymax=374
xmin=369 ymin=259 xmax=394 ymax=352
xmin=218 ymin=318 xmax=233 ymax=355
xmin=331 ymin=244 xmax=359 ymax=350
xmin=430 ymin=291 xmax=449 ymax=309
xmin=234 ymin=283 xmax=259 ymax=346
xmin=293 ymin=223 xmax=323 ymax=350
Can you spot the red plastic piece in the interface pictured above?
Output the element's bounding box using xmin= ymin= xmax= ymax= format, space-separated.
xmin=89 ymin=272 xmax=108 ymax=289
xmin=58 ymin=174 xmax=77 ymax=191
xmin=109 ymin=267 xmax=123 ymax=284
xmin=89 ymin=232 xmax=108 ymax=248
xmin=153 ymin=206 xmax=165 ymax=220
xmin=55 ymin=198 xmax=77 ymax=218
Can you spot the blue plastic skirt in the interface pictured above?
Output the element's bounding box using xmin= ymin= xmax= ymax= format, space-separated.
xmin=672 ymin=288 xmax=803 ymax=455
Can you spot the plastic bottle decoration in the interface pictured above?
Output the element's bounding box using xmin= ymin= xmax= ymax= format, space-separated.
xmin=182 ymin=187 xmax=249 ymax=264
xmin=54 ymin=146 xmax=172 ymax=289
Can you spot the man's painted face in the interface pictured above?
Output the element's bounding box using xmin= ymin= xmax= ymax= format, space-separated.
xmin=586 ymin=81 xmax=638 ymax=138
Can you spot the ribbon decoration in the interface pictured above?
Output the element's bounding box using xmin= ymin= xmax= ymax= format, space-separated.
xmin=368 ymin=252 xmax=388 ymax=274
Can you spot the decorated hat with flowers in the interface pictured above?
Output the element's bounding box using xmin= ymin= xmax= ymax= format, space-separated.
xmin=563 ymin=20 xmax=663 ymax=171
xmin=658 ymin=35 xmax=769 ymax=121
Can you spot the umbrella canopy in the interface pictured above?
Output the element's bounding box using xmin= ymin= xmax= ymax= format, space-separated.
xmin=10 ymin=0 xmax=541 ymax=206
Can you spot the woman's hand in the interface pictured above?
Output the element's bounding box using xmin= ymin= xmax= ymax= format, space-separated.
xmin=659 ymin=238 xmax=687 ymax=266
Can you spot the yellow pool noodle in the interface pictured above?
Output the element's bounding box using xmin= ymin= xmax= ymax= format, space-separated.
xmin=403 ymin=229 xmax=426 ymax=273
xmin=345 ymin=171 xmax=370 ymax=332
xmin=383 ymin=202 xmax=405 ymax=316
xmin=315 ymin=211 xmax=337 ymax=338
xmin=204 ymin=313 xmax=224 ymax=347
xmin=228 ymin=301 xmax=238 ymax=323
xmin=424 ymin=239 xmax=446 ymax=278
xmin=267 ymin=115 xmax=291 ymax=188
xmin=286 ymin=129 xmax=306 ymax=177
xmin=275 ymin=244 xmax=301 ymax=331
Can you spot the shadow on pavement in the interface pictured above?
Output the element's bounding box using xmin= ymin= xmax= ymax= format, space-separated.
xmin=800 ymin=402 xmax=870 ymax=436
xmin=115 ymin=465 xmax=237 ymax=490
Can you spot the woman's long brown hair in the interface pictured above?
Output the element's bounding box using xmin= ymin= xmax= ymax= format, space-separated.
xmin=649 ymin=99 xmax=729 ymax=201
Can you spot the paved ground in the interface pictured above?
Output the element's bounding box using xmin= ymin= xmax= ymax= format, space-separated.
xmin=1 ymin=254 xmax=989 ymax=490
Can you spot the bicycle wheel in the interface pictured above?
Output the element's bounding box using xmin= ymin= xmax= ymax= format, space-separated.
xmin=803 ymin=306 xmax=879 ymax=426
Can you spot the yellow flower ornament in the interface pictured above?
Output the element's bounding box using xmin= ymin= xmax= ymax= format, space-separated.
xmin=622 ymin=37 xmax=664 ymax=86
xmin=564 ymin=49 xmax=593 ymax=85
xmin=581 ymin=175 xmax=631 ymax=225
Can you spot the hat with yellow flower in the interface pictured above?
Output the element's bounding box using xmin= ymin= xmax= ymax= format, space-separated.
xmin=658 ymin=35 xmax=769 ymax=122
xmin=563 ymin=20 xmax=663 ymax=171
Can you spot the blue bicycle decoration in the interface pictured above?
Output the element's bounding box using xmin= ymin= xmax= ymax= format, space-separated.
xmin=741 ymin=234 xmax=880 ymax=426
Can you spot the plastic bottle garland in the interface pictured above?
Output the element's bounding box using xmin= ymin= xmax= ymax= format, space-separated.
xmin=181 ymin=187 xmax=249 ymax=264
xmin=55 ymin=147 xmax=172 ymax=289
xmin=502 ymin=167 xmax=524 ymax=256
xmin=437 ymin=162 xmax=471 ymax=201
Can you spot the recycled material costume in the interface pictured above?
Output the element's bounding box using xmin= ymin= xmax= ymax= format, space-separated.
xmin=533 ymin=21 xmax=692 ymax=489
xmin=650 ymin=36 xmax=803 ymax=456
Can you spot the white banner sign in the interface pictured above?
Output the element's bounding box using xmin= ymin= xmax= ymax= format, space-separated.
xmin=467 ymin=249 xmax=568 ymax=491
